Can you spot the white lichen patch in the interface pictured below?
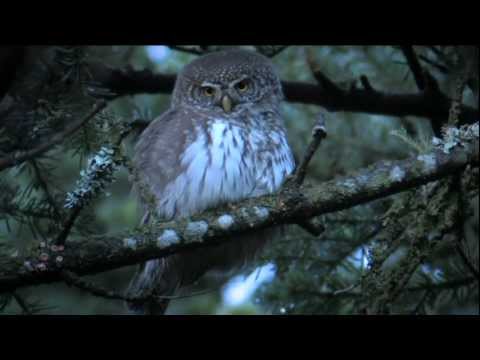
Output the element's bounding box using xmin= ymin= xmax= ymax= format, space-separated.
xmin=340 ymin=179 xmax=357 ymax=190
xmin=253 ymin=207 xmax=269 ymax=220
xmin=239 ymin=207 xmax=250 ymax=219
xmin=217 ymin=214 xmax=235 ymax=230
xmin=36 ymin=263 xmax=47 ymax=271
xmin=123 ymin=237 xmax=138 ymax=250
xmin=356 ymin=174 xmax=370 ymax=185
xmin=433 ymin=122 xmax=479 ymax=154
xmin=23 ymin=261 xmax=34 ymax=271
xmin=389 ymin=166 xmax=405 ymax=182
xmin=417 ymin=154 xmax=437 ymax=172
xmin=431 ymin=137 xmax=442 ymax=146
xmin=64 ymin=146 xmax=123 ymax=209
xmin=185 ymin=220 xmax=209 ymax=239
xmin=157 ymin=229 xmax=180 ymax=247
xmin=465 ymin=122 xmax=479 ymax=138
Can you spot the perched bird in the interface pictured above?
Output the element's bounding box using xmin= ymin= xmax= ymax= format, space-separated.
xmin=125 ymin=49 xmax=295 ymax=314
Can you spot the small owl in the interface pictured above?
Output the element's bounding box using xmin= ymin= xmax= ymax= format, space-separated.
xmin=125 ymin=49 xmax=295 ymax=314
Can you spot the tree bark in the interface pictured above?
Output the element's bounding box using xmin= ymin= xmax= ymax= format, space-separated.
xmin=0 ymin=138 xmax=477 ymax=293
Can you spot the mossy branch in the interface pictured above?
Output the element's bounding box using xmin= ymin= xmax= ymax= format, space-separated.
xmin=0 ymin=131 xmax=477 ymax=294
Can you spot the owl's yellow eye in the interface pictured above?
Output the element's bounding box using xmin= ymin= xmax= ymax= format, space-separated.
xmin=202 ymin=86 xmax=215 ymax=96
xmin=236 ymin=80 xmax=249 ymax=92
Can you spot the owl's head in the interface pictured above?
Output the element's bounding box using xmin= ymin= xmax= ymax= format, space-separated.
xmin=171 ymin=49 xmax=283 ymax=114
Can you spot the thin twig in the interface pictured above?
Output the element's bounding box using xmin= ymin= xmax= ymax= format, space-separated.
xmin=292 ymin=113 xmax=328 ymax=235
xmin=167 ymin=45 xmax=205 ymax=55
xmin=55 ymin=206 xmax=82 ymax=246
xmin=455 ymin=244 xmax=479 ymax=278
xmin=294 ymin=113 xmax=327 ymax=186
xmin=333 ymin=283 xmax=360 ymax=296
xmin=0 ymin=100 xmax=107 ymax=172
xmin=400 ymin=46 xmax=427 ymax=91
xmin=61 ymin=270 xmax=219 ymax=303
xmin=308 ymin=276 xmax=476 ymax=300
xmin=405 ymin=276 xmax=477 ymax=293
xmin=30 ymin=159 xmax=62 ymax=219
xmin=410 ymin=289 xmax=431 ymax=315
xmin=448 ymin=67 xmax=469 ymax=126
xmin=255 ymin=46 xmax=289 ymax=58
xmin=360 ymin=75 xmax=375 ymax=92
xmin=418 ymin=54 xmax=449 ymax=74
xmin=453 ymin=175 xmax=479 ymax=278
xmin=12 ymin=292 xmax=32 ymax=315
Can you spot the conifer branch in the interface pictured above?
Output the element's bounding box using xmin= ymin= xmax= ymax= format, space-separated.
xmin=0 ymin=129 xmax=477 ymax=294
xmin=90 ymin=64 xmax=479 ymax=126
xmin=0 ymin=101 xmax=107 ymax=172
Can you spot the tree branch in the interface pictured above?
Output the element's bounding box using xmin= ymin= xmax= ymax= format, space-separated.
xmin=400 ymin=46 xmax=427 ymax=91
xmin=0 ymin=100 xmax=107 ymax=172
xmin=30 ymin=159 xmax=62 ymax=219
xmin=0 ymin=135 xmax=477 ymax=293
xmin=294 ymin=113 xmax=327 ymax=186
xmin=307 ymin=276 xmax=477 ymax=300
xmin=90 ymin=63 xmax=478 ymax=126
xmin=167 ymin=45 xmax=206 ymax=55
xmin=12 ymin=292 xmax=32 ymax=315
xmin=56 ymin=124 xmax=132 ymax=246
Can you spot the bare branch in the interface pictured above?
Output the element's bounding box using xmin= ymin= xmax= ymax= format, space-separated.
xmin=308 ymin=276 xmax=477 ymax=300
xmin=61 ymin=270 xmax=133 ymax=301
xmin=294 ymin=113 xmax=327 ymax=186
xmin=418 ymin=54 xmax=449 ymax=74
xmin=400 ymin=46 xmax=427 ymax=91
xmin=167 ymin=45 xmax=205 ymax=55
xmin=61 ymin=270 xmax=220 ymax=303
xmin=292 ymin=112 xmax=328 ymax=236
xmin=89 ymin=63 xmax=479 ymax=126
xmin=360 ymin=75 xmax=375 ymax=93
xmin=255 ymin=46 xmax=289 ymax=58
xmin=30 ymin=160 xmax=62 ymax=219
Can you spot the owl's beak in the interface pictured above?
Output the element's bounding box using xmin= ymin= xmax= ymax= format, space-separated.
xmin=221 ymin=95 xmax=233 ymax=113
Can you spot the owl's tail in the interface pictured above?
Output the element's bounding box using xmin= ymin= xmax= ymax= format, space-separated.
xmin=124 ymin=258 xmax=178 ymax=315
xmin=125 ymin=220 xmax=280 ymax=314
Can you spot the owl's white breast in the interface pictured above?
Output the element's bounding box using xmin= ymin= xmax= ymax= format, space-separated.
xmin=158 ymin=119 xmax=295 ymax=219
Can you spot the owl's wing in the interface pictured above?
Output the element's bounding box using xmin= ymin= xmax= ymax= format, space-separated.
xmin=132 ymin=108 xmax=192 ymax=219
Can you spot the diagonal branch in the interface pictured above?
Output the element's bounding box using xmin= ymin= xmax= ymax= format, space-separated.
xmin=30 ymin=159 xmax=62 ymax=219
xmin=400 ymin=46 xmax=427 ymax=91
xmin=307 ymin=276 xmax=477 ymax=300
xmin=0 ymin=134 xmax=477 ymax=294
xmin=294 ymin=113 xmax=327 ymax=186
xmin=0 ymin=100 xmax=107 ymax=172
xmin=12 ymin=292 xmax=32 ymax=315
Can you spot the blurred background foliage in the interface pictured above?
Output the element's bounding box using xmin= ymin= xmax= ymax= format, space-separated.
xmin=0 ymin=45 xmax=478 ymax=315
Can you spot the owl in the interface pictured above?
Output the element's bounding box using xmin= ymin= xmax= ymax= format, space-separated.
xmin=125 ymin=49 xmax=295 ymax=314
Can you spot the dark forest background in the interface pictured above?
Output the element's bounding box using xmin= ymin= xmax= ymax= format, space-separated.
xmin=0 ymin=45 xmax=478 ymax=314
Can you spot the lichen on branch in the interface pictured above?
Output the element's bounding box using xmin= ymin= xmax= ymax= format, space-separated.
xmin=0 ymin=123 xmax=477 ymax=294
